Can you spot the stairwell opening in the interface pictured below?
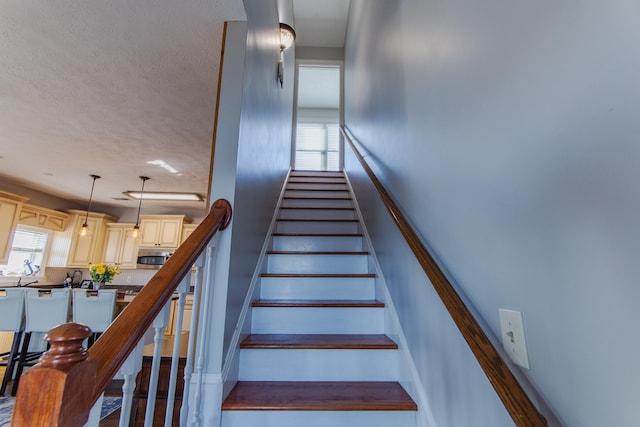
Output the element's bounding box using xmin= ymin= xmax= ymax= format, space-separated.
xmin=293 ymin=64 xmax=342 ymax=171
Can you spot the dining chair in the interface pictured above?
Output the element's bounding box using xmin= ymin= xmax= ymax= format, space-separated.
xmin=12 ymin=288 xmax=70 ymax=395
xmin=72 ymin=289 xmax=117 ymax=346
xmin=0 ymin=288 xmax=25 ymax=395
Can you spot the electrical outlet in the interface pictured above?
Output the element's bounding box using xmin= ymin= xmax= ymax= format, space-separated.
xmin=126 ymin=275 xmax=132 ymax=283
xmin=499 ymin=309 xmax=530 ymax=369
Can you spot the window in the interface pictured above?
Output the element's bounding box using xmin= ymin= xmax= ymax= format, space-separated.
xmin=294 ymin=64 xmax=341 ymax=171
xmin=0 ymin=226 xmax=49 ymax=277
xmin=295 ymin=123 xmax=340 ymax=171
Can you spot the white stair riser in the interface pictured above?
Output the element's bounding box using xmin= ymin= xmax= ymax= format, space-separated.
xmin=282 ymin=198 xmax=353 ymax=209
xmin=267 ymin=254 xmax=369 ymax=274
xmin=290 ymin=172 xmax=344 ymax=177
xmin=239 ymin=349 xmax=398 ymax=381
xmin=222 ymin=411 xmax=416 ymax=427
xmin=276 ymin=221 xmax=360 ymax=234
xmin=251 ymin=307 xmax=384 ymax=334
xmin=287 ymin=184 xmax=348 ymax=191
xmin=272 ymin=235 xmax=363 ymax=252
xmin=260 ymin=276 xmax=375 ymax=300
xmin=288 ymin=178 xmax=346 ymax=184
xmin=284 ymin=190 xmax=351 ymax=199
xmin=279 ymin=209 xmax=356 ymax=220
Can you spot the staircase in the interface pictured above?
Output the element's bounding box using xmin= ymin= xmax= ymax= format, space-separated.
xmin=221 ymin=171 xmax=417 ymax=427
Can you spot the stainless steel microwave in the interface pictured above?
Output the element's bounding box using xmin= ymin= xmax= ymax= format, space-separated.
xmin=136 ymin=250 xmax=172 ymax=269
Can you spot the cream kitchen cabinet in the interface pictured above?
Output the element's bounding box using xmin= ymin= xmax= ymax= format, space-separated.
xmin=103 ymin=223 xmax=139 ymax=269
xmin=180 ymin=224 xmax=198 ymax=245
xmin=139 ymin=215 xmax=192 ymax=249
xmin=165 ymin=294 xmax=195 ymax=336
xmin=0 ymin=191 xmax=29 ymax=264
xmin=18 ymin=204 xmax=68 ymax=232
xmin=47 ymin=210 xmax=117 ymax=268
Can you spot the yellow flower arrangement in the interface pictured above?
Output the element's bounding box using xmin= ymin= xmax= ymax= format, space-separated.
xmin=88 ymin=263 xmax=121 ymax=284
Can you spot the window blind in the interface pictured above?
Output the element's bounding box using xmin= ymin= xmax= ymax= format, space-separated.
xmin=295 ymin=123 xmax=340 ymax=171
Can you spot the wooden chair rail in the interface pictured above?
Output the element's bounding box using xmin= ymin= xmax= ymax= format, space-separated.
xmin=11 ymin=199 xmax=232 ymax=427
xmin=340 ymin=127 xmax=547 ymax=427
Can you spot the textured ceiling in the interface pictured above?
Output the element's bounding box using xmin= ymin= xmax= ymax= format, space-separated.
xmin=0 ymin=0 xmax=349 ymax=217
xmin=0 ymin=0 xmax=246 ymax=213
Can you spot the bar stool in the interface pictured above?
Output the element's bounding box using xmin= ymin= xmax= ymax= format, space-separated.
xmin=0 ymin=288 xmax=25 ymax=395
xmin=72 ymin=289 xmax=117 ymax=346
xmin=12 ymin=288 xmax=70 ymax=395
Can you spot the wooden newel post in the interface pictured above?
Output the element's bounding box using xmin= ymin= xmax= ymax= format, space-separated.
xmin=11 ymin=323 xmax=98 ymax=427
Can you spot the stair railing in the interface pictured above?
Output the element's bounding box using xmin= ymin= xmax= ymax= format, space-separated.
xmin=10 ymin=199 xmax=232 ymax=427
xmin=340 ymin=127 xmax=547 ymax=427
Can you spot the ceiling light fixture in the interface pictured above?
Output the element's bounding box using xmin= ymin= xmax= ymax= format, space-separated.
xmin=130 ymin=176 xmax=149 ymax=239
xmin=79 ymin=174 xmax=101 ymax=237
xmin=123 ymin=191 xmax=203 ymax=201
xmin=277 ymin=23 xmax=296 ymax=88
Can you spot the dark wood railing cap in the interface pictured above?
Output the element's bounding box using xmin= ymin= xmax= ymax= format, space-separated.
xmin=39 ymin=322 xmax=93 ymax=368
xmin=212 ymin=198 xmax=233 ymax=230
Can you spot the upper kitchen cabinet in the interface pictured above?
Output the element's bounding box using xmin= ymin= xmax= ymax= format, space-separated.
xmin=139 ymin=215 xmax=192 ymax=249
xmin=104 ymin=223 xmax=139 ymax=269
xmin=181 ymin=224 xmax=198 ymax=245
xmin=18 ymin=204 xmax=68 ymax=232
xmin=47 ymin=210 xmax=118 ymax=268
xmin=0 ymin=191 xmax=29 ymax=264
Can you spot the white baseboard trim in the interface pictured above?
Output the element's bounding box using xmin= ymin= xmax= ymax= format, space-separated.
xmin=186 ymin=373 xmax=223 ymax=427
xmin=344 ymin=171 xmax=438 ymax=427
xmin=220 ymin=169 xmax=292 ymax=390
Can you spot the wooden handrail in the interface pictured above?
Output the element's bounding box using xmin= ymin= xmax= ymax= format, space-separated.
xmin=11 ymin=199 xmax=232 ymax=427
xmin=341 ymin=128 xmax=547 ymax=426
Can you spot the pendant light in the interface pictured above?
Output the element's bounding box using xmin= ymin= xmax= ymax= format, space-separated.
xmin=130 ymin=176 xmax=150 ymax=239
xmin=79 ymin=174 xmax=101 ymax=237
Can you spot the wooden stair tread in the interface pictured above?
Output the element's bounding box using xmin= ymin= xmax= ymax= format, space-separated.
xmin=286 ymin=188 xmax=349 ymax=192
xmin=267 ymin=251 xmax=368 ymax=255
xmin=272 ymin=233 xmax=363 ymax=237
xmin=240 ymin=334 xmax=397 ymax=349
xmin=222 ymin=381 xmax=417 ymax=411
xmin=251 ymin=299 xmax=384 ymax=308
xmin=279 ymin=207 xmax=354 ymax=211
xmin=283 ymin=196 xmax=351 ymax=200
xmin=287 ymin=180 xmax=347 ymax=185
xmin=277 ymin=218 xmax=359 ymax=222
xmin=260 ymin=273 xmax=376 ymax=278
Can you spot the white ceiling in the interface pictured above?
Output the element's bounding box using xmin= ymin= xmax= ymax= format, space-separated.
xmin=293 ymin=0 xmax=348 ymax=110
xmin=0 ymin=0 xmax=348 ymax=215
xmin=293 ymin=0 xmax=351 ymax=48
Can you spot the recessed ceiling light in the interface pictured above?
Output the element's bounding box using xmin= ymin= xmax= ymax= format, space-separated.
xmin=122 ymin=191 xmax=203 ymax=201
xmin=147 ymin=160 xmax=179 ymax=174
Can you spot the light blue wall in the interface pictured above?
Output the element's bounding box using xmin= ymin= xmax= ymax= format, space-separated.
xmin=223 ymin=0 xmax=294 ymax=355
xmin=206 ymin=0 xmax=293 ymax=374
xmin=344 ymin=0 xmax=640 ymax=426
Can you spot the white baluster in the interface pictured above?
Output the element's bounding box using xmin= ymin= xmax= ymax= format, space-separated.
xmin=118 ymin=339 xmax=145 ymax=427
xmin=164 ymin=273 xmax=191 ymax=427
xmin=83 ymin=393 xmax=104 ymax=427
xmin=144 ymin=301 xmax=171 ymax=427
xmin=180 ymin=253 xmax=205 ymax=426
xmin=191 ymin=242 xmax=218 ymax=426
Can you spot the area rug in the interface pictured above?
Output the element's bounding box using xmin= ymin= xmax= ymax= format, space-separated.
xmin=0 ymin=396 xmax=122 ymax=426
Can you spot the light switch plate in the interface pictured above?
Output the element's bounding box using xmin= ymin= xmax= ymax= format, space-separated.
xmin=499 ymin=309 xmax=530 ymax=369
